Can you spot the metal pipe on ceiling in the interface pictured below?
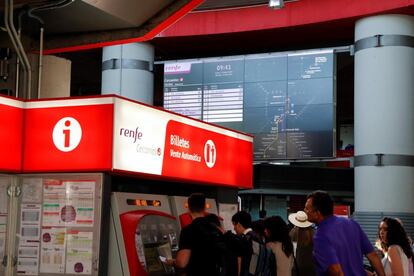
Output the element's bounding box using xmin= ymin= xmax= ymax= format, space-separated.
xmin=4 ymin=0 xmax=32 ymax=99
xmin=5 ymin=0 xmax=23 ymax=98
xmin=27 ymin=7 xmax=44 ymax=99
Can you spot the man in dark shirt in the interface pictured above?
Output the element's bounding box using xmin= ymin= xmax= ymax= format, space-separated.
xmin=232 ymin=210 xmax=262 ymax=276
xmin=206 ymin=213 xmax=241 ymax=276
xmin=173 ymin=193 xmax=224 ymax=276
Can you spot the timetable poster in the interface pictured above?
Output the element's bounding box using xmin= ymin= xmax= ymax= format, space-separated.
xmin=40 ymin=227 xmax=66 ymax=274
xmin=17 ymin=204 xmax=42 ymax=275
xmin=17 ymin=178 xmax=43 ymax=275
xmin=42 ymin=180 xmax=95 ymax=227
xmin=65 ymin=231 xmax=93 ymax=274
xmin=17 ymin=243 xmax=40 ymax=275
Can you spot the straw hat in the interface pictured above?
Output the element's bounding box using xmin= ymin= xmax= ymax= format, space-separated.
xmin=288 ymin=211 xmax=313 ymax=228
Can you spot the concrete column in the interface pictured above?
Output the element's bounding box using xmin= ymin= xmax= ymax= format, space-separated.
xmin=353 ymin=14 xmax=414 ymax=239
xmin=101 ymin=42 xmax=154 ymax=105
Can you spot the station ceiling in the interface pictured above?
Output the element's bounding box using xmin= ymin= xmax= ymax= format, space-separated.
xmin=0 ymin=0 xmax=202 ymax=52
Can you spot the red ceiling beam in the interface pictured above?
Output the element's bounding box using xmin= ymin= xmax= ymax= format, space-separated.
xmin=43 ymin=0 xmax=204 ymax=55
xmin=159 ymin=0 xmax=414 ymax=37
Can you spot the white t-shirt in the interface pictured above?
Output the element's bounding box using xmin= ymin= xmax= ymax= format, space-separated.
xmin=382 ymin=245 xmax=409 ymax=276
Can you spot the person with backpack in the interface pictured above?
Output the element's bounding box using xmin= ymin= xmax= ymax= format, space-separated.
xmin=205 ymin=213 xmax=241 ymax=276
xmin=232 ymin=211 xmax=266 ymax=276
xmin=264 ymin=216 xmax=294 ymax=276
xmin=169 ymin=193 xmax=225 ymax=276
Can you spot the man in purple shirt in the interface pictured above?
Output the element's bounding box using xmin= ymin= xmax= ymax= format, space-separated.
xmin=304 ymin=190 xmax=385 ymax=276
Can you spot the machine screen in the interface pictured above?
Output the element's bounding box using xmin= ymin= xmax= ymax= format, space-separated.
xmin=143 ymin=243 xmax=169 ymax=274
xmin=136 ymin=215 xmax=179 ymax=275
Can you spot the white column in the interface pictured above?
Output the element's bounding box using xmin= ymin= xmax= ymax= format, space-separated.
xmin=101 ymin=42 xmax=154 ymax=105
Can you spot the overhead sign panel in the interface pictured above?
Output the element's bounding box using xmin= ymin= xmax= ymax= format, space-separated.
xmin=113 ymin=97 xmax=253 ymax=188
xmin=23 ymin=98 xmax=115 ymax=172
xmin=0 ymin=97 xmax=24 ymax=172
xmin=0 ymin=95 xmax=253 ymax=188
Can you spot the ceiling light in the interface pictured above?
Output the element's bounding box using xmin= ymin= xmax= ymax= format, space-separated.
xmin=268 ymin=0 xmax=285 ymax=9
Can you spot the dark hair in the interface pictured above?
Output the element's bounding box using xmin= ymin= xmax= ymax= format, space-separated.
xmin=232 ymin=211 xmax=252 ymax=229
xmin=307 ymin=190 xmax=333 ymax=216
xmin=252 ymin=220 xmax=265 ymax=242
xmin=289 ymin=226 xmax=314 ymax=247
xmin=188 ymin=193 xmax=206 ymax=213
xmin=264 ymin=216 xmax=294 ymax=257
xmin=378 ymin=217 xmax=413 ymax=258
xmin=205 ymin=214 xmax=221 ymax=228
xmin=259 ymin=210 xmax=267 ymax=219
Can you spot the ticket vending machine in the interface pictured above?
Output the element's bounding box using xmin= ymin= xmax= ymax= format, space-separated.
xmin=169 ymin=196 xmax=218 ymax=229
xmin=109 ymin=192 xmax=180 ymax=276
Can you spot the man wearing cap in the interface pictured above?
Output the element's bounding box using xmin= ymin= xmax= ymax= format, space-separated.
xmin=304 ymin=190 xmax=385 ymax=276
xmin=288 ymin=211 xmax=316 ymax=276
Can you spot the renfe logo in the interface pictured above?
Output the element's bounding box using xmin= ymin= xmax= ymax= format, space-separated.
xmin=52 ymin=117 xmax=82 ymax=152
xmin=164 ymin=62 xmax=192 ymax=74
xmin=204 ymin=140 xmax=216 ymax=168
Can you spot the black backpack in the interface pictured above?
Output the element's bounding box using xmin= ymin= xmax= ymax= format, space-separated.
xmin=192 ymin=218 xmax=227 ymax=276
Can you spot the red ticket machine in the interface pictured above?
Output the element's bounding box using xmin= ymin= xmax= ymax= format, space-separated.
xmin=170 ymin=195 xmax=219 ymax=229
xmin=109 ymin=192 xmax=180 ymax=276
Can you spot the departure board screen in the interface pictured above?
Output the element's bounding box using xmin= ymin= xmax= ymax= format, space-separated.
xmin=163 ymin=49 xmax=335 ymax=160
xmin=164 ymin=61 xmax=203 ymax=119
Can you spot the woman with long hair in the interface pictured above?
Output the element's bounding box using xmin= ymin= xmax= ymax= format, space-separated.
xmin=264 ymin=216 xmax=294 ymax=276
xmin=289 ymin=211 xmax=316 ymax=276
xmin=378 ymin=217 xmax=413 ymax=276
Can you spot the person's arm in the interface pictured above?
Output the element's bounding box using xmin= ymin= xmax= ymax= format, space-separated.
xmin=175 ymin=249 xmax=191 ymax=269
xmin=237 ymin=256 xmax=241 ymax=276
xmin=366 ymin=251 xmax=386 ymax=276
xmin=388 ymin=246 xmax=405 ymax=276
xmin=326 ymin=263 xmax=344 ymax=276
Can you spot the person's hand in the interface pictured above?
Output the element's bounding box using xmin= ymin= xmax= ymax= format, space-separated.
xmin=165 ymin=259 xmax=175 ymax=266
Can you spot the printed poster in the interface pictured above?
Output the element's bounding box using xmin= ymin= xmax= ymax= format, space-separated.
xmin=42 ymin=180 xmax=95 ymax=227
xmin=17 ymin=204 xmax=42 ymax=275
xmin=22 ymin=178 xmax=43 ymax=203
xmin=218 ymin=203 xmax=239 ymax=232
xmin=0 ymin=179 xmax=8 ymax=213
xmin=20 ymin=204 xmax=42 ymax=241
xmin=64 ymin=181 xmax=95 ymax=227
xmin=17 ymin=243 xmax=40 ymax=275
xmin=0 ymin=230 xmax=5 ymax=261
xmin=42 ymin=180 xmax=66 ymax=227
xmin=65 ymin=231 xmax=93 ymax=274
xmin=40 ymin=227 xmax=66 ymax=274
xmin=0 ymin=179 xmax=8 ymax=261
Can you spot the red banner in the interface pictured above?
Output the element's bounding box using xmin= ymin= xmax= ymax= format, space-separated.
xmin=0 ymin=99 xmax=23 ymax=172
xmin=162 ymin=120 xmax=252 ymax=188
xmin=23 ymin=103 xmax=114 ymax=172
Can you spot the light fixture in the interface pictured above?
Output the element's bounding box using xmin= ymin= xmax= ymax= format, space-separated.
xmin=268 ymin=0 xmax=284 ymax=9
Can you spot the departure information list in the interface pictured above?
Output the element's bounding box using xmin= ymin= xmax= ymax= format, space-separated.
xmin=163 ymin=50 xmax=335 ymax=160
xmin=164 ymin=61 xmax=203 ymax=120
xmin=203 ymin=84 xmax=243 ymax=123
